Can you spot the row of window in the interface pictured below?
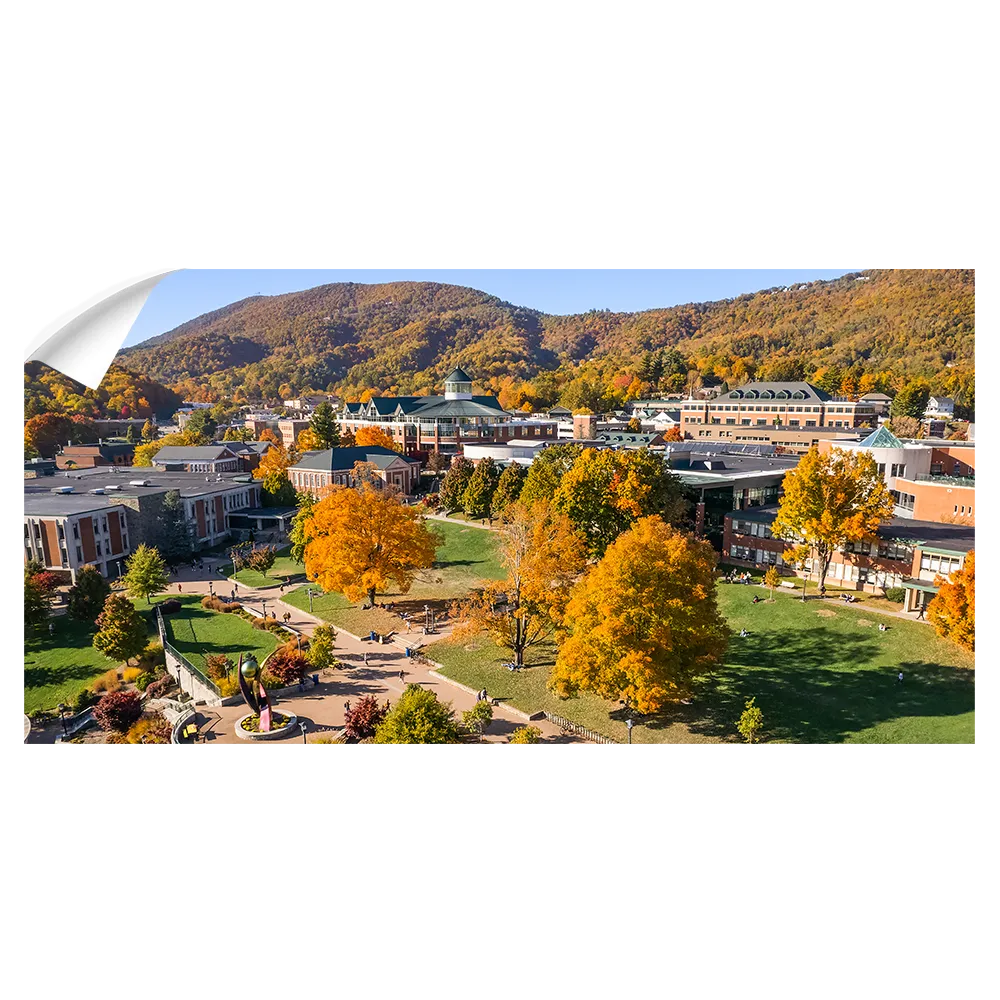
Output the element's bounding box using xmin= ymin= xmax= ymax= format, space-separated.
xmin=953 ymin=505 xmax=973 ymax=516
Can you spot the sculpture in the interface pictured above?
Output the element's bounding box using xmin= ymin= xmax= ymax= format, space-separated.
xmin=237 ymin=652 xmax=273 ymax=732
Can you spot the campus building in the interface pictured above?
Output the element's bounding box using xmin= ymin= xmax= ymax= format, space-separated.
xmin=339 ymin=368 xmax=553 ymax=457
xmin=55 ymin=441 xmax=135 ymax=470
xmin=679 ymin=382 xmax=876 ymax=454
xmin=721 ymin=505 xmax=973 ymax=611
xmin=289 ymin=446 xmax=421 ymax=497
xmin=819 ymin=428 xmax=975 ymax=524
xmin=152 ymin=445 xmax=242 ymax=473
xmin=24 ymin=467 xmax=264 ymax=580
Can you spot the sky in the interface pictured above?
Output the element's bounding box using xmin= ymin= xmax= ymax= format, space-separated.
xmin=123 ymin=269 xmax=861 ymax=346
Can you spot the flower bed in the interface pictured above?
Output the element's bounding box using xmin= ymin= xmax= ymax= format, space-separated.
xmin=234 ymin=711 xmax=299 ymax=741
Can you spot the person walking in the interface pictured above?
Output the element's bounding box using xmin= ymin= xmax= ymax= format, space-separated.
xmin=177 ymin=583 xmax=182 ymax=593
xmin=898 ymin=671 xmax=904 ymax=683
xmin=398 ymin=668 xmax=405 ymax=684
xmin=916 ymin=604 xmax=926 ymax=620
xmin=363 ymin=651 xmax=369 ymax=666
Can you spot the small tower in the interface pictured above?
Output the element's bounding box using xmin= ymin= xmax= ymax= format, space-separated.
xmin=444 ymin=366 xmax=474 ymax=401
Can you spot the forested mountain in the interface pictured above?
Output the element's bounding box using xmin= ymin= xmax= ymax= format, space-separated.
xmin=110 ymin=269 xmax=974 ymax=413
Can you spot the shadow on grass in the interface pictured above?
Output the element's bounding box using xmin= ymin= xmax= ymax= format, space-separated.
xmin=636 ymin=627 xmax=974 ymax=743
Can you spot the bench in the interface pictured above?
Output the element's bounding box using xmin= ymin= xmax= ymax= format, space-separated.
xmin=182 ymin=723 xmax=198 ymax=740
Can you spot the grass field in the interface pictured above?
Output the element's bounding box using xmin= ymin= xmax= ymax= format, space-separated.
xmin=221 ymin=546 xmax=305 ymax=589
xmin=429 ymin=586 xmax=975 ymax=744
xmin=284 ymin=518 xmax=504 ymax=635
xmin=162 ymin=595 xmax=280 ymax=673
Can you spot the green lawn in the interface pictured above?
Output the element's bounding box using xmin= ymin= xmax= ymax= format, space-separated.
xmin=220 ymin=546 xmax=305 ymax=590
xmin=161 ymin=595 xmax=280 ymax=674
xmin=283 ymin=518 xmax=505 ymax=635
xmin=428 ymin=586 xmax=975 ymax=744
xmin=24 ymin=615 xmax=136 ymax=716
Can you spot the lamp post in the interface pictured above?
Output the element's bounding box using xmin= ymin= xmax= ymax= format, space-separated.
xmin=261 ymin=598 xmax=268 ymax=620
xmin=307 ymin=588 xmax=314 ymax=613
xmin=57 ymin=703 xmax=68 ymax=737
xmin=626 ymin=718 xmax=634 ymax=745
xmin=299 ymin=720 xmax=308 ymax=744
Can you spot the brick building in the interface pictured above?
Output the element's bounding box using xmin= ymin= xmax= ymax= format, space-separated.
xmin=289 ymin=446 xmax=421 ymax=497
xmin=56 ymin=442 xmax=135 ymax=470
xmin=25 ymin=468 xmax=263 ymax=580
xmin=680 ymin=382 xmax=876 ymax=454
xmin=722 ymin=505 xmax=973 ymax=610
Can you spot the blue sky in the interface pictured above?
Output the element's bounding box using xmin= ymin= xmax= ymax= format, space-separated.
xmin=124 ymin=269 xmax=861 ymax=346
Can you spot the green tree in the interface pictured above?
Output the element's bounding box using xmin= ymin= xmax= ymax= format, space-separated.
xmin=185 ymin=409 xmax=218 ymax=439
xmin=24 ymin=572 xmax=52 ymax=628
xmin=222 ymin=425 xmax=254 ymax=443
xmin=373 ymin=684 xmax=461 ymax=743
xmin=462 ymin=457 xmax=501 ymax=521
xmin=737 ymin=697 xmax=764 ymax=743
xmin=439 ymin=456 xmax=474 ymax=511
xmin=553 ymin=447 xmax=687 ymax=556
xmin=289 ymin=491 xmax=318 ymax=563
xmin=247 ymin=544 xmax=277 ymax=578
xmin=309 ymin=623 xmax=337 ymax=670
xmin=491 ymin=462 xmax=526 ymax=519
xmin=93 ymin=594 xmax=148 ymax=665
xmin=310 ymin=402 xmax=340 ymax=449
xmin=891 ymin=380 xmax=931 ymax=420
xmin=462 ymin=700 xmax=493 ymax=741
xmin=67 ymin=564 xmax=111 ymax=620
xmin=155 ymin=490 xmax=191 ymax=563
xmin=125 ymin=423 xmax=136 ymax=443
xmin=519 ymin=444 xmax=582 ymax=506
xmin=123 ymin=544 xmax=170 ymax=604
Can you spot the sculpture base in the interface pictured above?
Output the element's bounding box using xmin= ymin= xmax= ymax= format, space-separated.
xmin=234 ymin=711 xmax=298 ymax=741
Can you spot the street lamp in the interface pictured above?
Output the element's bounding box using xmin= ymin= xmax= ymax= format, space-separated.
xmin=261 ymin=598 xmax=268 ymax=619
xmin=299 ymin=720 xmax=308 ymax=744
xmin=626 ymin=718 xmax=634 ymax=745
xmin=306 ymin=588 xmax=314 ymax=613
xmin=57 ymin=703 xmax=68 ymax=737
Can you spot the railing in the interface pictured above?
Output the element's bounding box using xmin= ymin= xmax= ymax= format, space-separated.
xmin=914 ymin=474 xmax=975 ymax=487
xmin=543 ymin=712 xmax=620 ymax=745
xmin=156 ymin=607 xmax=222 ymax=696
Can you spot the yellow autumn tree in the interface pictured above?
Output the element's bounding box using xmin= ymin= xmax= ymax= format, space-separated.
xmin=453 ymin=501 xmax=586 ymax=667
xmin=927 ymin=551 xmax=974 ymax=651
xmin=549 ymin=516 xmax=727 ymax=713
xmin=252 ymin=441 xmax=295 ymax=504
xmin=303 ymin=477 xmax=438 ymax=606
xmin=296 ymin=427 xmax=323 ymax=452
xmin=354 ymin=426 xmax=400 ymax=452
xmin=772 ymin=446 xmax=894 ymax=594
xmin=132 ymin=430 xmax=209 ymax=466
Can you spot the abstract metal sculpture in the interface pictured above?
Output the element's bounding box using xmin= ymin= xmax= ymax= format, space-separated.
xmin=237 ymin=652 xmax=273 ymax=732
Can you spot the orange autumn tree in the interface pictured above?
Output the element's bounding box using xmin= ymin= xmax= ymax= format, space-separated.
xmin=663 ymin=425 xmax=683 ymax=442
xmin=303 ymin=473 xmax=438 ymax=606
xmin=253 ymin=440 xmax=295 ymax=504
xmin=453 ymin=501 xmax=586 ymax=668
xmin=549 ymin=516 xmax=727 ymax=712
xmin=772 ymin=446 xmax=894 ymax=594
xmin=927 ymin=551 xmax=975 ymax=651
xmin=354 ymin=426 xmax=400 ymax=452
xmin=296 ymin=427 xmax=323 ymax=452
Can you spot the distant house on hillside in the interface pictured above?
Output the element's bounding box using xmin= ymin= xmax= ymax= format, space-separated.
xmin=925 ymin=396 xmax=955 ymax=419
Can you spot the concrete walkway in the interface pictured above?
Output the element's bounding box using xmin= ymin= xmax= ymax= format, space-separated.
xmin=166 ymin=562 xmax=577 ymax=745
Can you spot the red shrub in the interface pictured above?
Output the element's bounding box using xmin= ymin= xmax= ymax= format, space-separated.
xmin=31 ymin=571 xmax=61 ymax=593
xmin=264 ymin=643 xmax=308 ymax=686
xmin=344 ymin=695 xmax=388 ymax=740
xmin=92 ymin=689 xmax=143 ymax=733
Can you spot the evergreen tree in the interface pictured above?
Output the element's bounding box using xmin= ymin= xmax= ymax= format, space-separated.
xmin=462 ymin=458 xmax=501 ymax=520
xmin=126 ymin=424 xmax=136 ymax=443
xmin=310 ymin=402 xmax=340 ymax=449
xmin=892 ymin=380 xmax=931 ymax=420
xmin=93 ymin=594 xmax=148 ymax=665
xmin=123 ymin=544 xmax=170 ymax=604
xmin=492 ymin=463 xmax=526 ymax=519
xmin=67 ymin=565 xmax=111 ymax=621
xmin=185 ymin=409 xmax=217 ymax=439
xmin=440 ymin=456 xmax=474 ymax=511
xmin=156 ymin=490 xmax=192 ymax=563
xmin=289 ymin=491 xmax=318 ymax=563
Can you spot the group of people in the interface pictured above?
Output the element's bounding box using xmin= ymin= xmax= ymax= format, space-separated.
xmin=726 ymin=571 xmax=754 ymax=585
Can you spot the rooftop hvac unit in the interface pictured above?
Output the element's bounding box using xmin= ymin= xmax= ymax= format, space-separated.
xmin=89 ymin=488 xmax=106 ymax=495
xmin=51 ymin=486 xmax=75 ymax=494
xmin=129 ymin=480 xmax=151 ymax=487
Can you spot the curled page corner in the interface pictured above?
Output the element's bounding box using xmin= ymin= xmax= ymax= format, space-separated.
xmin=23 ymin=270 xmax=179 ymax=389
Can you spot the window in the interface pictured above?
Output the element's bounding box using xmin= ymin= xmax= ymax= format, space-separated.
xmin=891 ymin=463 xmax=906 ymax=478
xmin=877 ymin=463 xmax=886 ymax=477
xmin=76 ymin=546 xmax=83 ymax=562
